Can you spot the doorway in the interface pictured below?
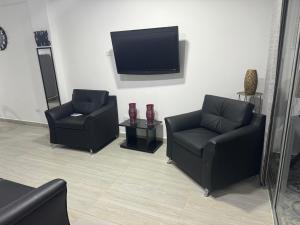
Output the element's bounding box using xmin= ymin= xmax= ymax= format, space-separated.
xmin=265 ymin=0 xmax=300 ymax=224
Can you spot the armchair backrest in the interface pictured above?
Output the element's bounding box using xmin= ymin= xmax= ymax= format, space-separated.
xmin=200 ymin=95 xmax=254 ymax=134
xmin=72 ymin=89 xmax=109 ymax=115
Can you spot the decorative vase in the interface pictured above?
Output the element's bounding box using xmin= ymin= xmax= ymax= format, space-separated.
xmin=34 ymin=30 xmax=51 ymax=47
xmin=244 ymin=69 xmax=258 ymax=95
xmin=128 ymin=103 xmax=137 ymax=124
xmin=146 ymin=104 xmax=155 ymax=125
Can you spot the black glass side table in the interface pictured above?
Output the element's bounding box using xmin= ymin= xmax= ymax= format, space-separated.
xmin=119 ymin=119 xmax=163 ymax=153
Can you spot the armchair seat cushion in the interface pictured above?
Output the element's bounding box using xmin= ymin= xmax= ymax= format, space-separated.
xmin=55 ymin=115 xmax=88 ymax=130
xmin=0 ymin=179 xmax=34 ymax=208
xmin=173 ymin=128 xmax=218 ymax=157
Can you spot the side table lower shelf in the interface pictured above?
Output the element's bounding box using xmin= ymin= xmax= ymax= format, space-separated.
xmin=120 ymin=137 xmax=163 ymax=153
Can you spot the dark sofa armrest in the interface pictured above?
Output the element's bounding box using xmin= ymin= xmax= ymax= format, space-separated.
xmin=202 ymin=114 xmax=266 ymax=190
xmin=85 ymin=96 xmax=119 ymax=149
xmin=45 ymin=102 xmax=74 ymax=144
xmin=44 ymin=101 xmax=73 ymax=121
xmin=86 ymin=96 xmax=117 ymax=121
xmin=209 ymin=125 xmax=259 ymax=146
xmin=0 ymin=179 xmax=70 ymax=225
xmin=165 ymin=110 xmax=202 ymax=158
xmin=87 ymin=101 xmax=115 ymax=120
xmin=206 ymin=113 xmax=266 ymax=154
xmin=165 ymin=110 xmax=202 ymax=133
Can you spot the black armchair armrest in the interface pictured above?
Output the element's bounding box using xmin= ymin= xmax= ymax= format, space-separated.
xmin=209 ymin=125 xmax=259 ymax=146
xmin=165 ymin=110 xmax=202 ymax=158
xmin=0 ymin=179 xmax=70 ymax=225
xmin=45 ymin=102 xmax=74 ymax=144
xmin=45 ymin=102 xmax=73 ymax=121
xmin=202 ymin=115 xmax=266 ymax=190
xmin=87 ymin=102 xmax=115 ymax=120
xmin=85 ymin=96 xmax=119 ymax=150
xmin=86 ymin=97 xmax=117 ymax=123
xmin=208 ymin=113 xmax=266 ymax=148
xmin=165 ymin=110 xmax=202 ymax=133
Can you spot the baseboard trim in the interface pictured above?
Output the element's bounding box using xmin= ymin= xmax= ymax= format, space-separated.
xmin=0 ymin=118 xmax=48 ymax=128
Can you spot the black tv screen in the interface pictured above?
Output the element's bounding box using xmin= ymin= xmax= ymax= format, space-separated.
xmin=110 ymin=26 xmax=180 ymax=75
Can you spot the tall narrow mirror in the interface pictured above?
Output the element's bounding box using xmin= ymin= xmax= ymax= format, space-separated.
xmin=37 ymin=47 xmax=61 ymax=109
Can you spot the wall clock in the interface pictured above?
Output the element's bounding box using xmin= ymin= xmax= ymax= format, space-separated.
xmin=0 ymin=27 xmax=8 ymax=51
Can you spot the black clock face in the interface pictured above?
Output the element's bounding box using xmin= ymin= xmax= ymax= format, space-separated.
xmin=0 ymin=27 xmax=8 ymax=51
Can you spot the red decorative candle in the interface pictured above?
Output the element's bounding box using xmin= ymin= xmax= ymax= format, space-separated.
xmin=146 ymin=104 xmax=154 ymax=125
xmin=128 ymin=103 xmax=137 ymax=124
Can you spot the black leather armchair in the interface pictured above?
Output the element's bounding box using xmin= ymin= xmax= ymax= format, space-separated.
xmin=165 ymin=95 xmax=266 ymax=196
xmin=45 ymin=89 xmax=119 ymax=153
xmin=0 ymin=179 xmax=70 ymax=225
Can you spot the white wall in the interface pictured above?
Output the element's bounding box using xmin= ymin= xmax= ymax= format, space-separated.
xmin=0 ymin=0 xmax=274 ymax=135
xmin=46 ymin=0 xmax=274 ymax=137
xmin=27 ymin=0 xmax=49 ymax=31
xmin=0 ymin=0 xmax=47 ymax=123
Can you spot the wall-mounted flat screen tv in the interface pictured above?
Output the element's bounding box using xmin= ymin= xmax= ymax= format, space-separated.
xmin=110 ymin=26 xmax=180 ymax=75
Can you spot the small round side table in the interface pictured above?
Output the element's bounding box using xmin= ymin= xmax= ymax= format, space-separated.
xmin=237 ymin=91 xmax=263 ymax=114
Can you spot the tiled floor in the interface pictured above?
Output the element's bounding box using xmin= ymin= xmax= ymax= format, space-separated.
xmin=0 ymin=121 xmax=274 ymax=225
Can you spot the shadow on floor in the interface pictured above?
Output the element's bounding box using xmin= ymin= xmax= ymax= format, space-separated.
xmin=211 ymin=176 xmax=269 ymax=212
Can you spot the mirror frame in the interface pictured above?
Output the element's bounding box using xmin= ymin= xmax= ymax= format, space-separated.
xmin=36 ymin=47 xmax=61 ymax=109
